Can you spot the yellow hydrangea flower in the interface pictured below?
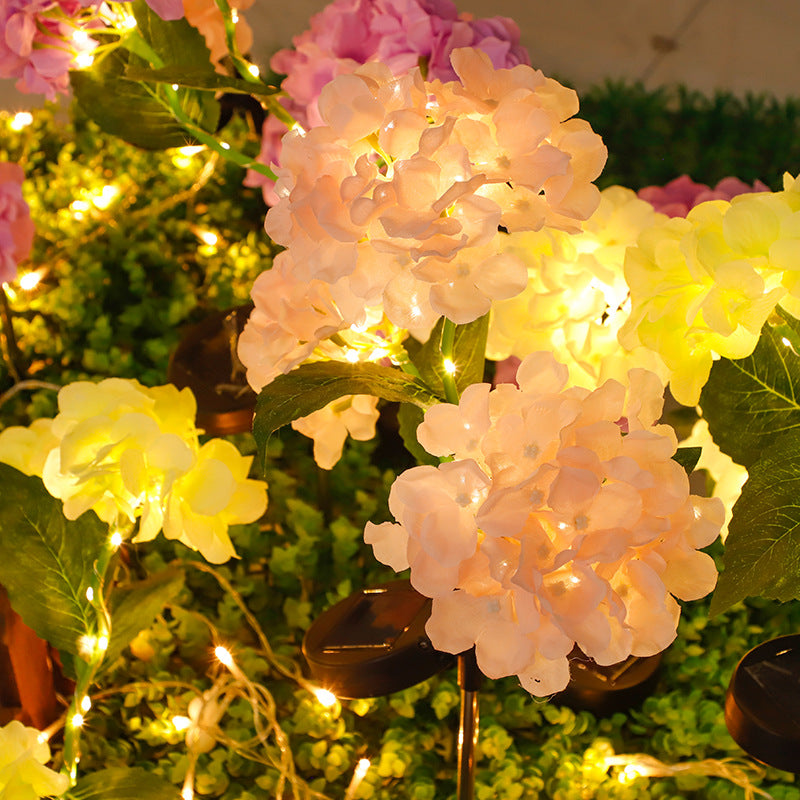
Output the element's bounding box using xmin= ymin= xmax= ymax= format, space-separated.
xmin=620 ymin=176 xmax=800 ymax=405
xmin=0 ymin=378 xmax=267 ymax=564
xmin=487 ymin=186 xmax=670 ymax=389
xmin=0 ymin=720 xmax=69 ymax=800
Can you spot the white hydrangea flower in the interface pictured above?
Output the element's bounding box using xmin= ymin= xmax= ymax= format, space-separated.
xmin=0 ymin=720 xmax=69 ymax=800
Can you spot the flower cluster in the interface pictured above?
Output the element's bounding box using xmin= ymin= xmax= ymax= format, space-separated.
xmin=638 ymin=174 xmax=770 ymax=218
xmin=0 ymin=378 xmax=267 ymax=563
xmin=620 ymin=173 xmax=800 ymax=406
xmin=0 ymin=0 xmax=102 ymax=100
xmin=240 ymin=47 xmax=607 ymax=390
xmin=246 ymin=0 xmax=530 ymax=201
xmin=487 ymin=185 xmax=670 ymax=390
xmin=0 ymin=720 xmax=69 ymax=800
xmin=365 ymin=352 xmax=722 ymax=695
xmin=0 ymin=161 xmax=35 ymax=285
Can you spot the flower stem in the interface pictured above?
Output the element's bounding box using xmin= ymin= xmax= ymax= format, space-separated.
xmin=440 ymin=318 xmax=459 ymax=404
xmin=61 ymin=523 xmax=126 ymax=785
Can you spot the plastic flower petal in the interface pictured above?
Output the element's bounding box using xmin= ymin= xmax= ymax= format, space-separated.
xmin=0 ymin=162 xmax=35 ymax=285
xmin=365 ymin=352 xmax=722 ymax=696
xmin=0 ymin=720 xmax=69 ymax=800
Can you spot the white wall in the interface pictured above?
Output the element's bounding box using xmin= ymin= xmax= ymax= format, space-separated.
xmin=2 ymin=0 xmax=798 ymax=111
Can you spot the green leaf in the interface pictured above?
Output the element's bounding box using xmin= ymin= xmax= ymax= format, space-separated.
xmin=131 ymin=0 xmax=213 ymax=70
xmin=124 ymin=65 xmax=280 ymax=96
xmin=71 ymin=50 xmax=219 ymax=150
xmin=0 ymin=465 xmax=106 ymax=654
xmin=709 ymin=431 xmax=800 ymax=615
xmin=673 ymin=446 xmax=702 ymax=475
xmin=700 ymin=308 xmax=800 ymax=467
xmin=397 ymin=403 xmax=438 ymax=466
xmin=103 ymin=567 xmax=185 ymax=667
xmin=71 ymin=767 xmax=181 ymax=800
xmin=253 ymin=362 xmax=440 ymax=473
xmin=411 ymin=315 xmax=489 ymax=397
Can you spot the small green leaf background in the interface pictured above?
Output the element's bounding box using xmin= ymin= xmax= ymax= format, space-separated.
xmin=71 ymin=767 xmax=181 ymax=800
xmin=701 ymin=308 xmax=800 ymax=613
xmin=0 ymin=465 xmax=106 ymax=654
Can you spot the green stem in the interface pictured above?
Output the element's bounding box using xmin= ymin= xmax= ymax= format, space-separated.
xmin=212 ymin=0 xmax=260 ymax=85
xmin=440 ymin=318 xmax=459 ymax=405
xmin=61 ymin=522 xmax=127 ymax=785
xmin=0 ymin=285 xmax=25 ymax=381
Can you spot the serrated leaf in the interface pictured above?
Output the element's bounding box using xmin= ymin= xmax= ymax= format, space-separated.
xmin=709 ymin=431 xmax=800 ymax=615
xmin=673 ymin=446 xmax=701 ymax=475
xmin=71 ymin=50 xmax=219 ymax=150
xmin=397 ymin=402 xmax=438 ymax=466
xmin=124 ymin=65 xmax=280 ymax=96
xmin=700 ymin=308 xmax=800 ymax=467
xmin=253 ymin=362 xmax=440 ymax=473
xmin=71 ymin=767 xmax=181 ymax=800
xmin=412 ymin=315 xmax=489 ymax=396
xmin=0 ymin=465 xmax=106 ymax=654
xmin=103 ymin=567 xmax=185 ymax=668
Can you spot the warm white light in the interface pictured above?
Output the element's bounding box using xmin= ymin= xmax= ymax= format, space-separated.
xmin=74 ymin=52 xmax=94 ymax=69
xmin=344 ymin=758 xmax=371 ymax=800
xmin=97 ymin=634 xmax=109 ymax=652
xmin=230 ymin=9 xmax=239 ymax=22
xmin=344 ymin=349 xmax=359 ymax=363
xmin=220 ymin=142 xmax=231 ymax=150
xmin=197 ymin=230 xmax=218 ymax=247
xmin=618 ymin=764 xmax=647 ymax=783
xmin=70 ymin=199 xmax=90 ymax=219
xmin=181 ymin=786 xmax=194 ymax=800
xmin=109 ymin=531 xmax=123 ymax=548
xmin=9 ymin=112 xmax=33 ymax=131
xmin=70 ymin=713 xmax=85 ymax=729
xmin=37 ymin=731 xmax=50 ymax=744
xmin=18 ymin=270 xmax=43 ymax=291
xmin=78 ymin=635 xmax=97 ymax=656
xmin=172 ymin=715 xmax=191 ymax=732
xmin=443 ymin=358 xmax=457 ymax=375
xmin=80 ymin=695 xmax=92 ymax=713
xmin=313 ymin=687 xmax=337 ymax=708
xmin=178 ymin=145 xmax=204 ymax=157
xmin=171 ymin=83 xmax=179 ymax=91
xmin=214 ymin=645 xmax=234 ymax=668
xmin=91 ymin=184 xmax=119 ymax=210
xmin=85 ymin=587 xmax=94 ymax=602
xmin=119 ymin=12 xmax=136 ymax=29
xmin=247 ymin=64 xmax=260 ymax=78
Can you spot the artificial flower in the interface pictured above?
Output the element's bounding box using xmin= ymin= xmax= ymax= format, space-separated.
xmin=638 ymin=174 xmax=771 ymax=218
xmin=365 ymin=352 xmax=722 ymax=696
xmin=619 ymin=176 xmax=800 ymax=405
xmin=0 ymin=378 xmax=267 ymax=563
xmin=0 ymin=720 xmax=69 ymax=800
xmin=245 ymin=0 xmax=530 ymax=202
xmin=681 ymin=416 xmax=748 ymax=540
xmin=291 ymin=394 xmax=380 ymax=469
xmin=0 ymin=162 xmax=35 ymax=285
xmin=240 ymin=47 xmax=606 ymax=389
xmin=0 ymin=0 xmax=100 ymax=100
xmin=487 ymin=185 xmax=670 ymax=390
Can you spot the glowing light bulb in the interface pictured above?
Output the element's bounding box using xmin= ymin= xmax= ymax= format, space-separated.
xmin=197 ymin=230 xmax=218 ymax=246
xmin=172 ymin=715 xmax=191 ymax=732
xmin=214 ymin=645 xmax=234 ymax=668
xmin=171 ymin=83 xmax=179 ymax=91
xmin=220 ymin=142 xmax=231 ymax=150
xmin=74 ymin=52 xmax=94 ymax=69
xmin=344 ymin=349 xmax=359 ymax=363
xmin=85 ymin=587 xmax=94 ymax=602
xmin=18 ymin=270 xmax=43 ymax=291
xmin=247 ymin=64 xmax=260 ymax=78
xmin=91 ymin=184 xmax=119 ymax=210
xmin=344 ymin=758 xmax=371 ymax=800
xmin=37 ymin=731 xmax=50 ymax=744
xmin=109 ymin=531 xmax=123 ymax=548
xmin=443 ymin=358 xmax=457 ymax=375
xmin=9 ymin=112 xmax=33 ymax=131
xmin=181 ymin=786 xmax=194 ymax=800
xmin=70 ymin=713 xmax=84 ymax=729
xmin=97 ymin=634 xmax=109 ymax=652
xmin=231 ymin=9 xmax=239 ymax=22
xmin=80 ymin=695 xmax=92 ymax=713
xmin=79 ymin=635 xmax=97 ymax=656
xmin=119 ymin=13 xmax=136 ymax=29
xmin=313 ymin=687 xmax=337 ymax=708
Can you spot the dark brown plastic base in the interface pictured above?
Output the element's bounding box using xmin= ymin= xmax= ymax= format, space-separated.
xmin=725 ymin=634 xmax=800 ymax=774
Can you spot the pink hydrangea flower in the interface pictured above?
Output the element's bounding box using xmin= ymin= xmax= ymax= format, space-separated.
xmin=365 ymin=352 xmax=723 ymax=695
xmin=0 ymin=0 xmax=102 ymax=100
xmin=245 ymin=0 xmax=530 ymax=202
xmin=638 ymin=174 xmax=770 ymax=218
xmin=0 ymin=162 xmax=35 ymax=285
